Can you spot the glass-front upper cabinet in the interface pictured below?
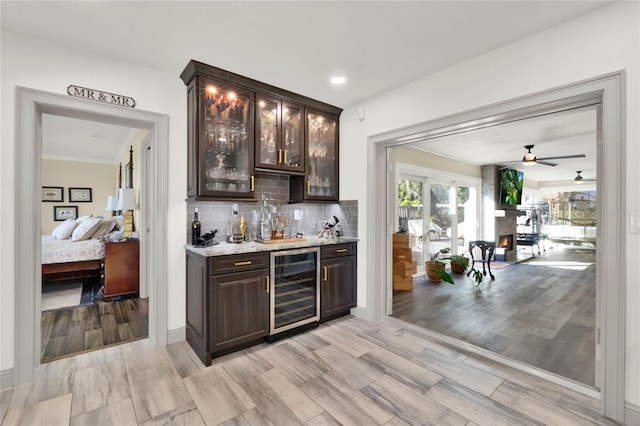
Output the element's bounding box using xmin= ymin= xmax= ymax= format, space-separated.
xmin=255 ymin=93 xmax=304 ymax=174
xmin=197 ymin=77 xmax=255 ymax=198
xmin=290 ymin=109 xmax=339 ymax=202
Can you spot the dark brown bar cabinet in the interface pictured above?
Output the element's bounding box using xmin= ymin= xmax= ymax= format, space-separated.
xmin=180 ymin=60 xmax=342 ymax=201
xmin=320 ymin=243 xmax=357 ymax=322
xmin=186 ymin=251 xmax=269 ymax=365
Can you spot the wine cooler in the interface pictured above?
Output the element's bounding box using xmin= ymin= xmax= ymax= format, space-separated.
xmin=269 ymin=247 xmax=320 ymax=335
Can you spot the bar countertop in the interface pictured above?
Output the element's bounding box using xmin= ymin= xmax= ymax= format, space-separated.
xmin=185 ymin=237 xmax=358 ymax=257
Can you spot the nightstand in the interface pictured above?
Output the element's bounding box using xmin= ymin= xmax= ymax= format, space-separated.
xmin=102 ymin=239 xmax=139 ymax=301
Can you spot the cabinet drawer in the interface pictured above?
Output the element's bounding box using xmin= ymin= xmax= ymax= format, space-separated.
xmin=321 ymin=243 xmax=356 ymax=259
xmin=209 ymin=252 xmax=269 ymax=275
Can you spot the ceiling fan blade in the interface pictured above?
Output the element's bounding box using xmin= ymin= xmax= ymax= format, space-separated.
xmin=537 ymin=160 xmax=558 ymax=167
xmin=537 ymin=154 xmax=586 ymax=161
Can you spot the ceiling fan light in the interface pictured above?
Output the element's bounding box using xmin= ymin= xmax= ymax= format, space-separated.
xmin=522 ymin=153 xmax=536 ymax=166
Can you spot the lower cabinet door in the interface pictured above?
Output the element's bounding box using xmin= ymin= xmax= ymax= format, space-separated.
xmin=320 ymin=255 xmax=356 ymax=321
xmin=210 ymin=269 xmax=269 ymax=352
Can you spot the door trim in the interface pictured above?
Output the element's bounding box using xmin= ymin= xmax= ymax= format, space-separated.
xmin=14 ymin=86 xmax=170 ymax=385
xmin=367 ymin=72 xmax=626 ymax=421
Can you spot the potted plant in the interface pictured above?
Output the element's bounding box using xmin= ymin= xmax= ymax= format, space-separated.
xmin=426 ymin=248 xmax=454 ymax=284
xmin=450 ymin=254 xmax=469 ymax=274
xmin=467 ymin=265 xmax=484 ymax=286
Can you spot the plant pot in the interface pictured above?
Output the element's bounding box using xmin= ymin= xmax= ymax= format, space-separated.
xmin=425 ymin=261 xmax=444 ymax=282
xmin=451 ymin=262 xmax=466 ymax=275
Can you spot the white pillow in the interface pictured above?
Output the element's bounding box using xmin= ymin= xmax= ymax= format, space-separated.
xmin=90 ymin=218 xmax=116 ymax=239
xmin=71 ymin=217 xmax=101 ymax=241
xmin=51 ymin=218 xmax=77 ymax=240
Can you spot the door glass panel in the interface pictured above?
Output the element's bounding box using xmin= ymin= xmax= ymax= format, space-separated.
xmin=308 ymin=112 xmax=337 ymax=197
xmin=398 ymin=178 xmax=424 ymax=274
xmin=283 ymin=103 xmax=303 ymax=168
xmin=202 ymin=79 xmax=251 ymax=194
xmin=257 ymin=97 xmax=279 ymax=166
xmin=428 ymin=182 xmax=453 ymax=256
xmin=455 ymin=185 xmax=477 ymax=252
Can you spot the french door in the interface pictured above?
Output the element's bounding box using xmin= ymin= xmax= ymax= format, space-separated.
xmin=397 ymin=171 xmax=479 ymax=276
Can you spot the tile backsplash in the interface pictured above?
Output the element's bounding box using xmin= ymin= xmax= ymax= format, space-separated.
xmin=187 ymin=173 xmax=357 ymax=244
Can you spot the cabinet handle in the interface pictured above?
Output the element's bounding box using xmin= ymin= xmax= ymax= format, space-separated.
xmin=250 ymin=176 xmax=255 ymax=192
xmin=336 ymin=248 xmax=348 ymax=253
xmin=278 ymin=149 xmax=282 ymax=164
xmin=234 ymin=260 xmax=252 ymax=266
xmin=265 ymin=276 xmax=269 ymax=293
xmin=307 ymin=180 xmax=311 ymax=194
xmin=323 ymin=266 xmax=328 ymax=281
xmin=283 ymin=149 xmax=288 ymax=164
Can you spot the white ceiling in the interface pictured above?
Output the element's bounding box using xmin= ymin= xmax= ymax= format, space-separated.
xmin=41 ymin=114 xmax=146 ymax=164
xmin=411 ymin=106 xmax=598 ymax=185
xmin=1 ymin=1 xmax=611 ymax=109
xmin=3 ymin=1 xmax=607 ymax=180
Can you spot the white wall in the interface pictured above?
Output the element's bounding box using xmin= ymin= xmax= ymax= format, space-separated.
xmin=0 ymin=30 xmax=188 ymax=371
xmin=340 ymin=1 xmax=639 ymax=405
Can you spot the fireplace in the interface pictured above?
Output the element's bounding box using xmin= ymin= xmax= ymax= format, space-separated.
xmin=498 ymin=234 xmax=514 ymax=250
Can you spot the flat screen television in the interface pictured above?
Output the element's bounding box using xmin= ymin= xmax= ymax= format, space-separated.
xmin=499 ymin=168 xmax=524 ymax=205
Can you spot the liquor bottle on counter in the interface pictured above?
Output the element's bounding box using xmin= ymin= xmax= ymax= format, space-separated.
xmin=239 ymin=215 xmax=247 ymax=241
xmin=272 ymin=215 xmax=284 ymax=239
xmin=227 ymin=203 xmax=240 ymax=242
xmin=261 ymin=213 xmax=272 ymax=241
xmin=191 ymin=208 xmax=201 ymax=245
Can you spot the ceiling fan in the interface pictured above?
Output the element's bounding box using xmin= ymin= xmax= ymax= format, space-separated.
xmin=503 ymin=144 xmax=586 ymax=167
xmin=574 ymin=170 xmax=596 ymax=184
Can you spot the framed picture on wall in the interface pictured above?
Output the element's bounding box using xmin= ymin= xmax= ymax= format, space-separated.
xmin=69 ymin=187 xmax=92 ymax=203
xmin=42 ymin=186 xmax=63 ymax=202
xmin=53 ymin=206 xmax=78 ymax=221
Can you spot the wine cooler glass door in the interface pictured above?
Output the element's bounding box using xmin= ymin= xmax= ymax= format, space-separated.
xmin=270 ymin=248 xmax=320 ymax=335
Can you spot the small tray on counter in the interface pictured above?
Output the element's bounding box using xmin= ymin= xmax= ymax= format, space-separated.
xmin=254 ymin=237 xmax=306 ymax=244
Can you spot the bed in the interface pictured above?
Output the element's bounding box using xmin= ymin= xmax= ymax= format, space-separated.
xmin=41 ymin=234 xmax=106 ymax=282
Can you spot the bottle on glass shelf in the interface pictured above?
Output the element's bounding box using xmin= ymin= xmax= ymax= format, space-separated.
xmin=191 ymin=208 xmax=201 ymax=245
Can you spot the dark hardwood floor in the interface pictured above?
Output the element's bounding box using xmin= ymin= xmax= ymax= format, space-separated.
xmin=41 ymin=297 xmax=149 ymax=363
xmin=393 ymin=244 xmax=596 ymax=386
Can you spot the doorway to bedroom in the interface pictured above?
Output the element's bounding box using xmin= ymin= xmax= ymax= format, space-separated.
xmin=39 ymin=113 xmax=150 ymax=362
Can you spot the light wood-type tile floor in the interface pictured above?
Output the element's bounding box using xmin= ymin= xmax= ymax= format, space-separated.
xmin=1 ymin=316 xmax=616 ymax=426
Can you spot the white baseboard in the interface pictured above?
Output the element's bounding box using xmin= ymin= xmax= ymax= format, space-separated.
xmin=1 ymin=368 xmax=13 ymax=390
xmin=350 ymin=306 xmax=371 ymax=321
xmin=626 ymin=401 xmax=640 ymax=426
xmin=167 ymin=327 xmax=186 ymax=344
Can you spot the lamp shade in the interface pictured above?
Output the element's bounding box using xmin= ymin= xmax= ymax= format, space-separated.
xmin=116 ymin=188 xmax=137 ymax=211
xmin=105 ymin=195 xmax=118 ymax=211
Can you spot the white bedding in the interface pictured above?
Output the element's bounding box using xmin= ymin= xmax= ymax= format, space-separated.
xmin=41 ymin=234 xmax=105 ymax=264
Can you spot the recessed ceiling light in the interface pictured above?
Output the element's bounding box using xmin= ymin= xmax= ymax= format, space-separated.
xmin=330 ymin=76 xmax=346 ymax=85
